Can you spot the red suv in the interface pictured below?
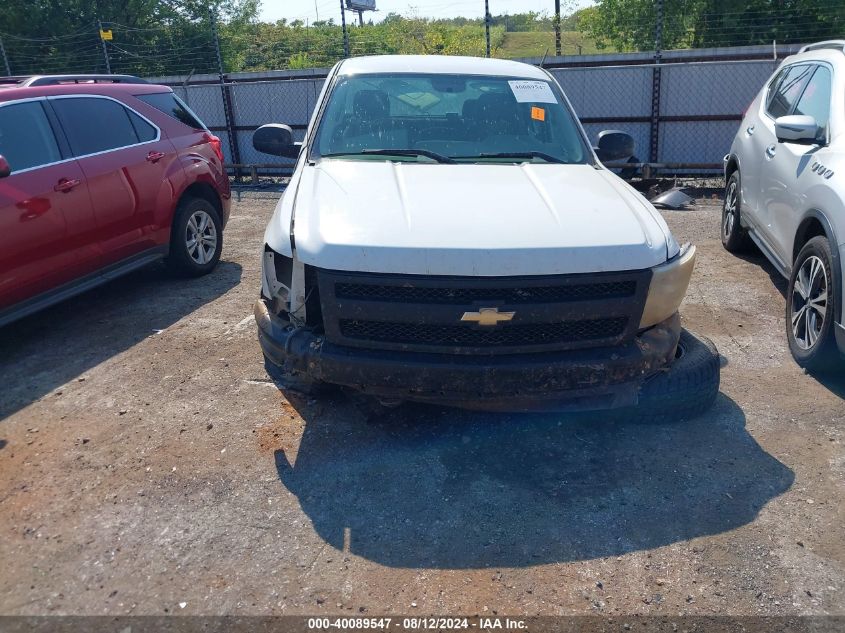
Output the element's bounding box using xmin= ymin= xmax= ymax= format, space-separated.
xmin=0 ymin=74 xmax=231 ymax=326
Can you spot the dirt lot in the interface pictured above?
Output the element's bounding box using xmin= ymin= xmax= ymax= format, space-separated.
xmin=1 ymin=195 xmax=843 ymax=617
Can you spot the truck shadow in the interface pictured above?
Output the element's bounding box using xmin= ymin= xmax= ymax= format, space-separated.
xmin=0 ymin=261 xmax=242 ymax=420
xmin=274 ymin=393 xmax=793 ymax=569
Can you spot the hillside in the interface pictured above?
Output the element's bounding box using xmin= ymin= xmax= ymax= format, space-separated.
xmin=498 ymin=31 xmax=601 ymax=59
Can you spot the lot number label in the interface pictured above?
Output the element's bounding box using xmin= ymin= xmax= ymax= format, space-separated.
xmin=508 ymin=80 xmax=557 ymax=103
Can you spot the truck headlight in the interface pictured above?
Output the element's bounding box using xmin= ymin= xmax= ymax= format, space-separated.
xmin=639 ymin=243 xmax=696 ymax=329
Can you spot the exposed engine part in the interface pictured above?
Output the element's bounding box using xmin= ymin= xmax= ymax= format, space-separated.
xmin=262 ymin=247 xmax=308 ymax=324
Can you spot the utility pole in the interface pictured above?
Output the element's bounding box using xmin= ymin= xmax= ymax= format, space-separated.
xmin=97 ymin=19 xmax=111 ymax=74
xmin=0 ymin=36 xmax=10 ymax=76
xmin=340 ymin=0 xmax=350 ymax=57
xmin=554 ymin=0 xmax=561 ymax=56
xmin=484 ymin=0 xmax=491 ymax=58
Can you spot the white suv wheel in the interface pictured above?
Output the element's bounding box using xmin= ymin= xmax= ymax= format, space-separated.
xmin=721 ymin=172 xmax=749 ymax=253
xmin=786 ymin=236 xmax=840 ymax=370
xmin=790 ymin=254 xmax=828 ymax=350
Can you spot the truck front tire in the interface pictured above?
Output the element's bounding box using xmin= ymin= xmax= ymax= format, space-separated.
xmin=622 ymin=329 xmax=720 ymax=424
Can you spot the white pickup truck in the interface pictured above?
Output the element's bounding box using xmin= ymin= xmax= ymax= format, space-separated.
xmin=253 ymin=55 xmax=719 ymax=419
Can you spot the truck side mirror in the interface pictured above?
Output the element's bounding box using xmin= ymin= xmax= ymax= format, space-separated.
xmin=775 ymin=115 xmax=820 ymax=144
xmin=253 ymin=124 xmax=302 ymax=159
xmin=0 ymin=155 xmax=10 ymax=178
xmin=595 ymin=130 xmax=635 ymax=162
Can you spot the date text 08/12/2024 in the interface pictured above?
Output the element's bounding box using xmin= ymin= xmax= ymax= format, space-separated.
xmin=307 ymin=617 xmax=527 ymax=630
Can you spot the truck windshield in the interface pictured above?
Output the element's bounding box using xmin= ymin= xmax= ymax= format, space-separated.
xmin=311 ymin=73 xmax=589 ymax=164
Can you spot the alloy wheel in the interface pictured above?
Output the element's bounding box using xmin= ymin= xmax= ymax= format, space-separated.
xmin=723 ymin=180 xmax=737 ymax=239
xmin=790 ymin=255 xmax=828 ymax=350
xmin=186 ymin=209 xmax=218 ymax=265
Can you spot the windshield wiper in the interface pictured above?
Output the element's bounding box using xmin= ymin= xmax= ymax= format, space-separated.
xmin=453 ymin=151 xmax=568 ymax=164
xmin=321 ymin=149 xmax=456 ymax=164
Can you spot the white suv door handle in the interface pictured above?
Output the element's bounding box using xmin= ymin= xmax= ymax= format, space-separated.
xmin=765 ymin=144 xmax=777 ymax=159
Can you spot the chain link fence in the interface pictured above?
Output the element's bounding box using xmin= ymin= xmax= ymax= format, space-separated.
xmin=0 ymin=20 xmax=219 ymax=78
xmin=143 ymin=44 xmax=795 ymax=188
xmin=1 ymin=2 xmax=842 ymax=186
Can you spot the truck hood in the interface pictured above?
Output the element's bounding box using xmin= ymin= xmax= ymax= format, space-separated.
xmin=288 ymin=160 xmax=674 ymax=276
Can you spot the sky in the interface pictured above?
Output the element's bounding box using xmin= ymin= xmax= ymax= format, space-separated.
xmin=260 ymin=0 xmax=592 ymax=24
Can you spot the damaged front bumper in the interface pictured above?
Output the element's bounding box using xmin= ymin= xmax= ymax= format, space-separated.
xmin=255 ymin=299 xmax=682 ymax=412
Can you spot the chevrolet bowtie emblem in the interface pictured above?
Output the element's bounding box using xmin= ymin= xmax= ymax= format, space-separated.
xmin=461 ymin=307 xmax=516 ymax=327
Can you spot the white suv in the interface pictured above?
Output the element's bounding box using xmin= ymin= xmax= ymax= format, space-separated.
xmin=253 ymin=55 xmax=720 ymax=418
xmin=724 ymin=40 xmax=845 ymax=370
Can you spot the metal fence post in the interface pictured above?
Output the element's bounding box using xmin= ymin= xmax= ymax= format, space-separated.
xmin=649 ymin=0 xmax=664 ymax=164
xmin=0 ymin=36 xmax=11 ymax=76
xmin=340 ymin=0 xmax=350 ymax=57
xmin=210 ymin=8 xmax=242 ymax=180
xmin=554 ymin=0 xmax=562 ymax=56
xmin=484 ymin=0 xmax=491 ymax=58
xmin=97 ymin=19 xmax=112 ymax=74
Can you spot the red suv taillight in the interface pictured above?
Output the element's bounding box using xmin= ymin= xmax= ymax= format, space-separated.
xmin=204 ymin=132 xmax=224 ymax=163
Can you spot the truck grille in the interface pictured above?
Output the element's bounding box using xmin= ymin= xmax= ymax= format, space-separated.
xmin=335 ymin=281 xmax=636 ymax=304
xmin=340 ymin=317 xmax=628 ymax=347
xmin=317 ymin=269 xmax=651 ymax=355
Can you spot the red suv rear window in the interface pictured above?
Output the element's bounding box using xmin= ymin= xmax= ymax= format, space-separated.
xmin=137 ymin=92 xmax=206 ymax=130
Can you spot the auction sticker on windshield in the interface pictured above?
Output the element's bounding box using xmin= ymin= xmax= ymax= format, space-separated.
xmin=508 ymin=80 xmax=557 ymax=103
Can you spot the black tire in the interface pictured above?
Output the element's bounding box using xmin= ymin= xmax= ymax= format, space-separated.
xmin=722 ymin=171 xmax=751 ymax=253
xmin=263 ymin=356 xmax=329 ymax=396
xmin=786 ymin=236 xmax=840 ymax=371
xmin=166 ymin=197 xmax=223 ymax=277
xmin=621 ymin=329 xmax=721 ymax=424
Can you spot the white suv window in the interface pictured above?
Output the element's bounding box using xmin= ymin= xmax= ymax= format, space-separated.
xmin=793 ymin=65 xmax=832 ymax=140
xmin=766 ymin=64 xmax=814 ymax=119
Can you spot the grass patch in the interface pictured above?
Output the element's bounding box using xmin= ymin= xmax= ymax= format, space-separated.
xmin=497 ymin=31 xmax=601 ymax=59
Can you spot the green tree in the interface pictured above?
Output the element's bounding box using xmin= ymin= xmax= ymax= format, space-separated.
xmin=690 ymin=0 xmax=845 ymax=47
xmin=579 ymin=0 xmax=696 ymax=51
xmin=0 ymin=0 xmax=258 ymax=75
xmin=581 ymin=0 xmax=845 ymax=52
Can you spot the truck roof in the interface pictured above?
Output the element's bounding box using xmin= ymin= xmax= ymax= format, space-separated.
xmin=337 ymin=55 xmax=550 ymax=80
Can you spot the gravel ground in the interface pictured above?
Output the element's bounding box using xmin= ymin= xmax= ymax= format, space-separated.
xmin=0 ymin=196 xmax=843 ymax=617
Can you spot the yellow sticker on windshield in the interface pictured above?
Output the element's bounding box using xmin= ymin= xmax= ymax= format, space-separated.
xmin=531 ymin=106 xmax=546 ymax=122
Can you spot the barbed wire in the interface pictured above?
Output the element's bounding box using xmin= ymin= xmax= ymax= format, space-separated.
xmin=0 ymin=2 xmax=842 ymax=77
